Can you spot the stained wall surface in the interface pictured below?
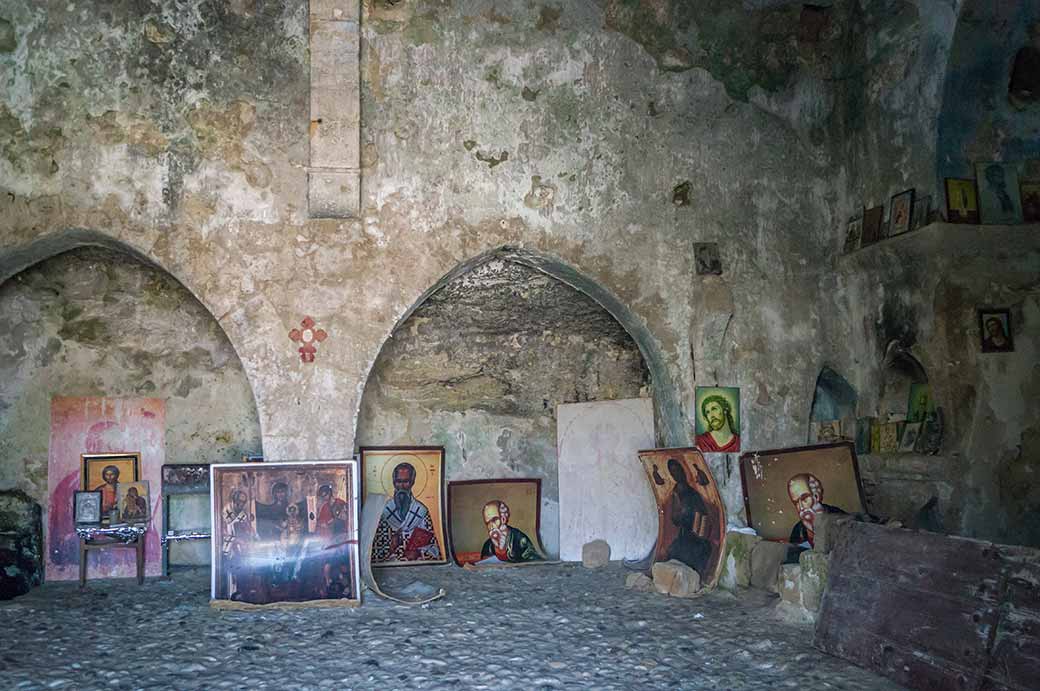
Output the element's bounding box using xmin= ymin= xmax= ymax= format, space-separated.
xmin=825 ymin=225 xmax=1040 ymax=546
xmin=0 ymin=1 xmax=1036 ymax=547
xmin=0 ymin=248 xmax=262 ymax=565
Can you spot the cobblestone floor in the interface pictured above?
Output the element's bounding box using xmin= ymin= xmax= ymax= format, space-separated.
xmin=0 ymin=563 xmax=900 ymax=690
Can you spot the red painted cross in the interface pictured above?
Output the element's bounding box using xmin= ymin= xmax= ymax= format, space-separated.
xmin=288 ymin=316 xmax=328 ymax=363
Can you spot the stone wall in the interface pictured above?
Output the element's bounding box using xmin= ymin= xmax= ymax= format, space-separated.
xmin=823 ymin=225 xmax=1040 ymax=546
xmin=0 ymin=0 xmax=856 ymax=527
xmin=0 ymin=1 xmax=1035 ymax=549
xmin=937 ymin=0 xmax=1040 ymax=181
xmin=0 ymin=247 xmax=262 ymax=563
xmin=357 ymin=258 xmax=649 ymax=557
xmin=836 ymin=0 xmax=961 ymax=225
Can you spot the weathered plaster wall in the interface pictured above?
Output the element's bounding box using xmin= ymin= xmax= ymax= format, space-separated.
xmin=2 ymin=0 xmax=1035 ymax=547
xmin=822 ymin=225 xmax=1040 ymax=546
xmin=836 ymin=0 xmax=961 ymax=232
xmin=357 ymin=258 xmax=649 ymax=557
xmin=0 ymin=0 xmax=851 ymax=529
xmin=0 ymin=247 xmax=262 ymax=564
xmin=937 ymin=0 xmax=1040 ymax=181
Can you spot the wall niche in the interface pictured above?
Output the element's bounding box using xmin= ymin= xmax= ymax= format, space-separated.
xmin=858 ymin=342 xmax=950 ymax=530
xmin=807 ymin=366 xmax=858 ymax=444
xmin=355 ymin=258 xmax=651 ymax=558
xmin=0 ymin=246 xmax=262 ymax=567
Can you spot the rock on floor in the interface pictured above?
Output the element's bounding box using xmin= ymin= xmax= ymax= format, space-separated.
xmin=582 ymin=539 xmax=611 ymax=569
xmin=652 ymin=559 xmax=701 ymax=598
xmin=0 ymin=564 xmax=900 ymax=690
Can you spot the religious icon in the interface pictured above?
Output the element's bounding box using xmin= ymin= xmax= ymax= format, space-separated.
xmin=878 ymin=422 xmax=900 ymax=453
xmin=860 ymin=205 xmax=884 ymax=245
xmin=694 ymin=243 xmax=722 ymax=275
xmin=899 ymin=423 xmax=922 ymax=453
xmin=945 ymin=178 xmax=979 ymax=224
xmin=210 ymin=461 xmax=360 ymax=608
xmin=811 ymin=420 xmax=843 ymax=444
xmin=889 ymin=189 xmax=914 ymax=236
xmin=81 ymin=453 xmax=140 ymax=519
xmin=976 ymin=162 xmax=1023 ymax=224
xmin=638 ymin=448 xmax=727 ymax=590
xmin=73 ymin=491 xmax=102 ymax=525
xmin=694 ymin=386 xmax=741 ymax=453
xmin=448 ymin=479 xmax=547 ymax=566
xmin=740 ymin=443 xmax=866 ymax=545
xmin=360 ymin=446 xmax=447 ymax=567
xmin=116 ymin=481 xmax=150 ymax=524
xmin=978 ymin=308 xmax=1013 ymax=353
xmin=906 ymin=383 xmax=933 ymax=423
xmin=910 ymin=194 xmax=931 ymax=231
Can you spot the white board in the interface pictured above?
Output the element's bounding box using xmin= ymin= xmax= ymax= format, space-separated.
xmin=556 ymin=398 xmax=657 ymax=561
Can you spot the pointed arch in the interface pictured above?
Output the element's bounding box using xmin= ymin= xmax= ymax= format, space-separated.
xmin=355 ymin=245 xmax=688 ymax=447
xmin=0 ymin=228 xmax=264 ymax=452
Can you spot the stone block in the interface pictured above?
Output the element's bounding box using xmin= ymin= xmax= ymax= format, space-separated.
xmin=778 ymin=563 xmax=801 ymax=604
xmin=309 ymin=21 xmax=359 ymax=90
xmin=310 ymin=116 xmax=360 ymax=169
xmin=812 ymin=512 xmax=850 ymax=554
xmin=308 ymin=170 xmax=360 ymax=218
xmin=798 ymin=549 xmax=830 ymax=612
xmin=311 ymin=83 xmax=361 ymax=126
xmin=581 ymin=539 xmax=610 ymax=569
xmin=0 ymin=489 xmax=43 ymax=600
xmin=310 ymin=0 xmax=360 ymax=22
xmin=625 ymin=572 xmax=654 ymax=592
xmin=652 ymin=559 xmax=701 ymax=598
xmin=750 ymin=540 xmax=788 ymax=593
xmin=718 ymin=530 xmax=761 ymax=590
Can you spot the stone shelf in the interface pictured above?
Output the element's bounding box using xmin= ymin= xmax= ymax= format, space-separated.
xmin=838 ymin=221 xmax=1040 ymax=265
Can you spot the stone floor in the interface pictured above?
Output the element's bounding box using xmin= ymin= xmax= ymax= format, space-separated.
xmin=0 ymin=563 xmax=900 ymax=690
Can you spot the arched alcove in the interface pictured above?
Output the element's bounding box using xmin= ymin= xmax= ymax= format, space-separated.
xmin=355 ymin=248 xmax=669 ymax=558
xmin=808 ymin=367 xmax=858 ymax=443
xmin=0 ymin=244 xmax=262 ymax=567
xmin=355 ymin=245 xmax=687 ymax=448
xmin=878 ymin=342 xmax=929 ymax=427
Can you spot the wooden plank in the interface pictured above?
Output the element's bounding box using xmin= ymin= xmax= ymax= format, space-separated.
xmin=815 ymin=522 xmax=1040 ymax=691
xmin=981 ymin=548 xmax=1040 ymax=691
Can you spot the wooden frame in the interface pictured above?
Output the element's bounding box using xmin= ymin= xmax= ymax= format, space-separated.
xmin=359 ymin=446 xmax=448 ymax=567
xmin=739 ymin=442 xmax=867 ymax=543
xmin=637 ymin=447 xmax=727 ymax=590
xmin=860 ymin=205 xmax=885 ymax=245
xmin=73 ymin=490 xmax=102 ymax=525
xmin=945 ymin=177 xmax=979 ymax=224
xmin=116 ymin=481 xmax=151 ymax=524
xmin=447 ymin=478 xmax=546 ymax=567
xmin=160 ymin=463 xmax=211 ymax=576
xmin=976 ymin=162 xmax=1023 ymax=224
xmin=81 ymin=452 xmax=140 ymax=520
xmin=978 ymin=307 xmax=1014 ymax=353
xmin=889 ymin=188 xmax=914 ymax=236
xmin=910 ymin=194 xmax=931 ymax=231
xmin=210 ymin=460 xmax=360 ymax=608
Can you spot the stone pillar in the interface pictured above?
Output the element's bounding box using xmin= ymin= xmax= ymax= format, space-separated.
xmin=308 ymin=0 xmax=360 ymax=218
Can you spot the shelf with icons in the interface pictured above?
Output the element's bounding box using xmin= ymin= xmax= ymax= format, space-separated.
xmin=841 ymin=172 xmax=1040 ymax=257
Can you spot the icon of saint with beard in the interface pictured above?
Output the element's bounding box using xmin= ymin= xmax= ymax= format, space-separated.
xmin=372 ymin=463 xmax=441 ymax=563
